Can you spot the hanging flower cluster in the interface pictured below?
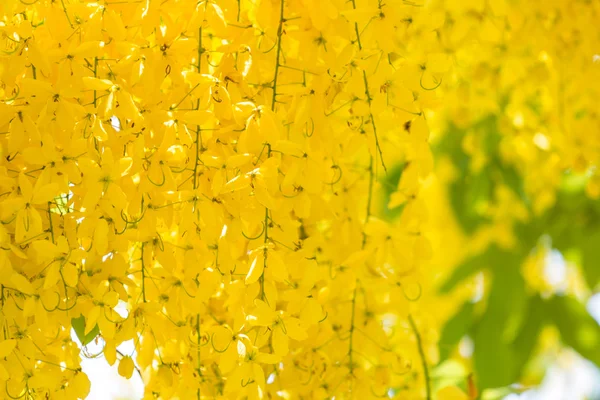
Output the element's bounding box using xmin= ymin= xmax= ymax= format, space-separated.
xmin=0 ymin=0 xmax=448 ymax=398
xmin=437 ymin=0 xmax=600 ymax=216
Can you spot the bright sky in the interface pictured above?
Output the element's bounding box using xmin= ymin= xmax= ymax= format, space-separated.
xmin=81 ymin=338 xmax=143 ymax=400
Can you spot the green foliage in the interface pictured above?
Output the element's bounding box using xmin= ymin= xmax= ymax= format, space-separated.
xmin=438 ymin=117 xmax=526 ymax=235
xmin=379 ymin=162 xmax=406 ymax=220
xmin=547 ymin=295 xmax=600 ymax=365
xmin=437 ymin=116 xmax=600 ymax=392
xmin=71 ymin=315 xmax=100 ymax=347
xmin=438 ymin=301 xmax=475 ymax=362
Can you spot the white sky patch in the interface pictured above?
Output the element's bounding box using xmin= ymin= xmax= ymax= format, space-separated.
xmin=110 ymin=116 xmax=121 ymax=132
xmin=78 ymin=336 xmax=144 ymax=399
xmin=472 ymin=272 xmax=485 ymax=303
xmin=587 ymin=293 xmax=600 ymax=325
xmin=503 ymin=296 xmax=600 ymax=400
xmin=458 ymin=335 xmax=474 ymax=358
xmin=513 ymin=112 xmax=525 ymax=128
xmin=533 ymin=132 xmax=550 ymax=151
xmin=543 ymin=249 xmax=567 ymax=293
xmin=503 ymin=350 xmax=600 ymax=400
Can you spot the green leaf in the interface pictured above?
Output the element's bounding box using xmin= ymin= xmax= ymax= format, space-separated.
xmin=537 ymin=189 xmax=600 ymax=288
xmin=513 ymin=296 xmax=547 ymax=376
xmin=71 ymin=315 xmax=99 ymax=346
xmin=473 ymin=263 xmax=526 ymax=390
xmin=379 ymin=162 xmax=406 ymax=220
xmin=546 ymin=295 xmax=600 ymax=365
xmin=440 ymin=246 xmax=518 ymax=293
xmin=439 ymin=254 xmax=486 ymax=293
xmin=449 ymin=170 xmax=492 ymax=233
xmin=437 ymin=115 xmax=530 ymax=235
xmin=474 ymin=314 xmax=517 ymax=390
xmin=579 ymin=232 xmax=600 ymax=288
xmin=438 ymin=301 xmax=475 ymax=362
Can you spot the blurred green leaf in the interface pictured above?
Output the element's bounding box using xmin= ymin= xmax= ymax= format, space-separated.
xmin=71 ymin=315 xmax=99 ymax=346
xmin=438 ymin=301 xmax=475 ymax=362
xmin=473 ymin=263 xmax=526 ymax=390
xmin=546 ymin=295 xmax=600 ymax=365
xmin=578 ymin=232 xmax=600 ymax=288
xmin=513 ymin=296 xmax=546 ymax=376
xmin=440 ymin=246 xmax=521 ymax=293
xmin=435 ymin=113 xmax=600 ymax=392
xmin=449 ymin=170 xmax=492 ymax=233
xmin=379 ymin=162 xmax=406 ymax=220
xmin=474 ymin=316 xmax=517 ymax=390
xmin=439 ymin=116 xmax=528 ymax=234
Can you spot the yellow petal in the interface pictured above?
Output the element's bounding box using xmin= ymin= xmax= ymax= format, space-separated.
xmin=62 ymin=263 xmax=79 ymax=287
xmin=23 ymin=297 xmax=36 ymax=317
xmin=18 ymin=173 xmax=33 ymax=200
xmin=103 ymin=291 xmax=119 ymax=308
xmin=267 ymin=251 xmax=288 ymax=282
xmin=414 ymin=236 xmax=433 ymax=260
xmin=255 ymin=352 xmax=279 ymax=364
xmin=181 ymin=110 xmax=213 ymax=126
xmin=246 ymin=299 xmax=276 ymax=326
xmin=82 ymin=77 xmax=114 ymax=91
xmin=226 ymin=154 xmax=252 ymax=169
xmin=71 ymin=373 xmax=91 ymax=398
xmin=32 ymin=183 xmax=59 ymax=204
xmin=222 ymin=174 xmax=250 ymax=193
xmin=272 ymin=327 xmax=289 ymax=356
xmin=245 ymin=253 xmax=264 ymax=285
xmin=0 ymin=340 xmax=17 ymax=359
xmin=44 ymin=264 xmax=61 ymax=289
xmin=437 ymin=386 xmax=469 ymax=400
xmin=211 ymin=325 xmax=233 ymax=353
xmin=10 ymin=273 xmax=34 ymax=295
xmin=282 ymin=317 xmax=307 ymax=341
xmin=94 ymin=218 xmax=109 ymax=255
xmin=85 ymin=307 xmax=101 ymax=335
xmin=104 ymin=341 xmax=116 ymax=366
xmin=0 ymin=364 xmax=8 ymax=381
xmin=118 ymin=355 xmax=135 ymax=379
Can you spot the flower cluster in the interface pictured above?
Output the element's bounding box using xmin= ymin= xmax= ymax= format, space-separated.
xmin=438 ymin=0 xmax=600 ymax=215
xmin=0 ymin=0 xmax=448 ymax=399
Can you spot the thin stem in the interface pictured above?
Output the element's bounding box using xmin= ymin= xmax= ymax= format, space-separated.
xmin=409 ymin=315 xmax=431 ymax=400
xmin=362 ymin=70 xmax=386 ymax=172
xmin=197 ymin=26 xmax=203 ymax=72
xmin=140 ymin=243 xmax=147 ymax=303
xmin=350 ymin=0 xmax=386 ymax=173
xmin=93 ymin=57 xmax=98 ymax=107
xmin=194 ymin=27 xmax=203 ymax=396
xmin=196 ymin=315 xmax=202 ymax=400
xmin=347 ymin=285 xmax=357 ymax=376
xmin=47 ymin=203 xmax=55 ymax=244
xmin=193 ymin=127 xmax=202 ymax=189
xmin=362 ymin=157 xmax=373 ymax=247
xmin=35 ymin=358 xmax=79 ymax=372
xmin=259 ymin=144 xmax=272 ymax=302
xmin=260 ymin=206 xmax=269 ymax=301
xmin=116 ymin=349 xmax=143 ymax=380
xmin=257 ymin=0 xmax=284 ymax=302
xmin=271 ymin=0 xmax=285 ymax=110
xmin=171 ymin=84 xmax=199 ymax=110
xmin=192 ymin=27 xmax=204 ymax=190
xmin=60 ymin=0 xmax=74 ymax=29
